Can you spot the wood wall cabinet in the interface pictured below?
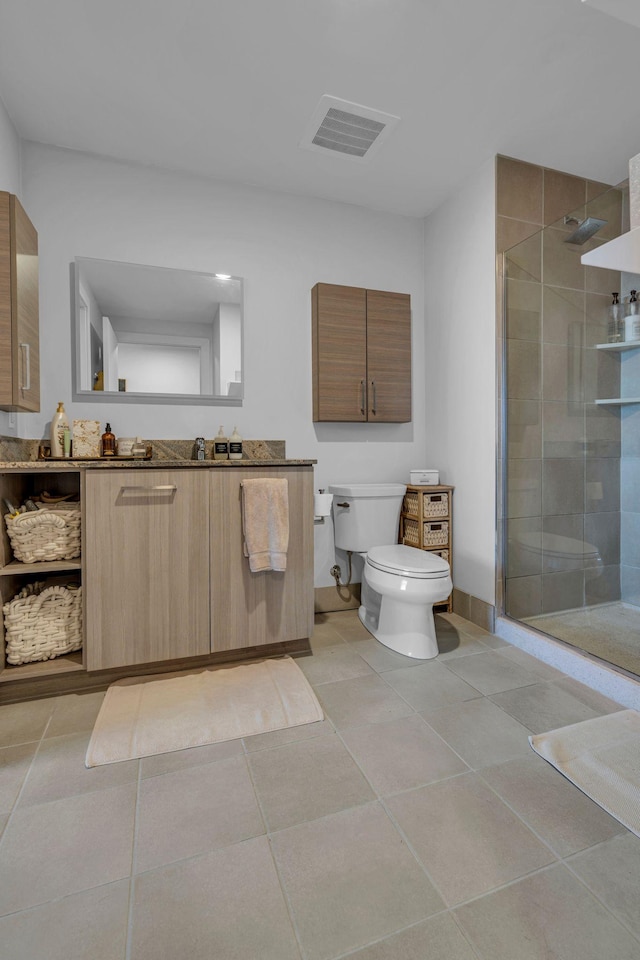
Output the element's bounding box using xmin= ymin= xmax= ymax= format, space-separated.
xmin=0 ymin=192 xmax=39 ymax=412
xmin=84 ymin=469 xmax=211 ymax=670
xmin=399 ymin=484 xmax=454 ymax=611
xmin=312 ymin=282 xmax=411 ymax=422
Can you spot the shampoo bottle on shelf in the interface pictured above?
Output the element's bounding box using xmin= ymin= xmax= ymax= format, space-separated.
xmin=229 ymin=426 xmax=243 ymax=460
xmin=50 ymin=402 xmax=69 ymax=458
xmin=625 ymin=290 xmax=640 ymax=342
xmin=213 ymin=426 xmax=229 ymax=460
xmin=608 ymin=293 xmax=623 ymax=343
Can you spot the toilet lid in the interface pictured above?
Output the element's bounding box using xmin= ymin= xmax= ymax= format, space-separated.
xmin=517 ymin=532 xmax=600 ymax=561
xmin=367 ymin=544 xmax=450 ymax=579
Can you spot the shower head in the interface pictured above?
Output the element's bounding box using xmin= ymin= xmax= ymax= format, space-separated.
xmin=563 ymin=216 xmax=608 ymax=245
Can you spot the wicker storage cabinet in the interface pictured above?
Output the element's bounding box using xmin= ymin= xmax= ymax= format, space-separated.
xmin=399 ymin=484 xmax=454 ymax=611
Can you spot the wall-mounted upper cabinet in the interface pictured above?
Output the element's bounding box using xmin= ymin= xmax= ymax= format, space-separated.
xmin=311 ymin=282 xmax=411 ymax=422
xmin=0 ymin=192 xmax=39 ymax=412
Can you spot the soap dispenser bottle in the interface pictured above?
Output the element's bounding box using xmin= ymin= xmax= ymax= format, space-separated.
xmin=608 ymin=293 xmax=623 ymax=343
xmin=50 ymin=402 xmax=69 ymax=458
xmin=626 ymin=290 xmax=640 ymax=342
xmin=101 ymin=423 xmax=116 ymax=457
xmin=213 ymin=426 xmax=229 ymax=461
xmin=229 ymin=426 xmax=243 ymax=460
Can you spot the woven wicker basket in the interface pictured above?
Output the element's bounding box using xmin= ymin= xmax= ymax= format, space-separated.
xmin=423 ymin=492 xmax=449 ymax=518
xmin=4 ymin=504 xmax=81 ymax=563
xmin=423 ymin=521 xmax=449 ymax=547
xmin=3 ymin=581 xmax=82 ymax=665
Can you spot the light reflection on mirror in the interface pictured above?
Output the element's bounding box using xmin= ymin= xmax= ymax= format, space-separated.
xmin=72 ymin=258 xmax=243 ymax=404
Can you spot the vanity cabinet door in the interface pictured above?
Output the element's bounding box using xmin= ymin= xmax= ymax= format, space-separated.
xmin=84 ymin=469 xmax=210 ymax=670
xmin=0 ymin=192 xmax=39 ymax=412
xmin=210 ymin=466 xmax=314 ymax=651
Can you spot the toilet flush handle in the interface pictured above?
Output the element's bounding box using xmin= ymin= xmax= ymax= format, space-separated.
xmin=335 ymin=501 xmax=350 ymax=508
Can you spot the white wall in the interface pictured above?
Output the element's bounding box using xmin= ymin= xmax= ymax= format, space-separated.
xmin=423 ymin=158 xmax=497 ymax=604
xmin=0 ymin=95 xmax=21 ymax=436
xmin=20 ymin=142 xmax=427 ymax=587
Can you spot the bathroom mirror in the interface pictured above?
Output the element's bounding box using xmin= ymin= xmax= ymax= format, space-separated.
xmin=72 ymin=257 xmax=243 ymax=405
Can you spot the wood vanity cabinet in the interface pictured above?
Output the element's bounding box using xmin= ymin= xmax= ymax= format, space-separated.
xmin=210 ymin=465 xmax=314 ymax=651
xmin=0 ymin=192 xmax=39 ymax=412
xmin=84 ymin=469 xmax=211 ymax=670
xmin=84 ymin=464 xmax=314 ymax=671
xmin=312 ymin=282 xmax=411 ymax=422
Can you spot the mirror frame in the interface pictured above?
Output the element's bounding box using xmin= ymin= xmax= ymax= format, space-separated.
xmin=70 ymin=258 xmax=244 ymax=406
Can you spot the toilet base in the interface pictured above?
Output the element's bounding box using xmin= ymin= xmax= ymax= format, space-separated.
xmin=358 ymin=598 xmax=439 ymax=660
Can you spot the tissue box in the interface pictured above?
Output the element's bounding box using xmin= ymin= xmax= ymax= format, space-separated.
xmin=410 ymin=469 xmax=439 ymax=486
xmin=72 ymin=420 xmax=101 ymax=457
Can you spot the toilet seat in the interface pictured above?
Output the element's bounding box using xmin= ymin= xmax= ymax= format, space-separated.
xmin=367 ymin=544 xmax=450 ymax=579
xmin=517 ymin=532 xmax=600 ymax=563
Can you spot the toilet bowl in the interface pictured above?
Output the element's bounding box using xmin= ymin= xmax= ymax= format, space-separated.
xmin=329 ymin=483 xmax=452 ymax=660
xmin=360 ymin=544 xmax=452 ymax=659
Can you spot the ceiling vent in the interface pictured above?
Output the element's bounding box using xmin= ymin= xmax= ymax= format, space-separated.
xmin=300 ymin=95 xmax=399 ymax=161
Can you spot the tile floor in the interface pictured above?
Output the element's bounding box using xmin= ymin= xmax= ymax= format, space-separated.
xmin=1 ymin=610 xmax=640 ymax=959
xmin=524 ymin=601 xmax=640 ymax=679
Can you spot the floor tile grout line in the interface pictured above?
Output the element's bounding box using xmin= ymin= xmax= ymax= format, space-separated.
xmin=0 ymin=729 xmax=48 ymax=856
xmin=125 ymin=755 xmax=143 ymax=960
xmin=242 ymin=749 xmax=307 ymax=960
xmin=560 ymin=844 xmax=640 ymax=946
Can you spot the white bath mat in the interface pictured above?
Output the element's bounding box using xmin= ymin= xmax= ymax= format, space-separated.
xmin=529 ymin=709 xmax=640 ymax=838
xmin=86 ymin=655 xmax=323 ymax=767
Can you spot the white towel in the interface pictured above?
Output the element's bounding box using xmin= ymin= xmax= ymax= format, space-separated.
xmin=241 ymin=478 xmax=289 ymax=572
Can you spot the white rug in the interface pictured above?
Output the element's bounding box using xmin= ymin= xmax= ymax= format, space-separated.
xmin=529 ymin=709 xmax=640 ymax=838
xmin=86 ymin=655 xmax=323 ymax=767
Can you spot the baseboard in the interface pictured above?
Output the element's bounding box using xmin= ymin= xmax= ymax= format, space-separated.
xmin=452 ymin=588 xmax=496 ymax=632
xmin=314 ymin=584 xmax=361 ymax=613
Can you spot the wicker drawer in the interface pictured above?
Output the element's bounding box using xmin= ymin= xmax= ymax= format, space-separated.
xmin=402 ymin=489 xmax=449 ymax=519
xmin=430 ymin=549 xmax=449 ymax=564
xmin=422 ymin=492 xmax=449 ymax=518
xmin=401 ymin=517 xmax=420 ymax=546
xmin=423 ymin=520 xmax=449 ymax=547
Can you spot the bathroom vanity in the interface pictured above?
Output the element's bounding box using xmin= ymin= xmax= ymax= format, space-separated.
xmin=0 ymin=456 xmax=314 ymax=702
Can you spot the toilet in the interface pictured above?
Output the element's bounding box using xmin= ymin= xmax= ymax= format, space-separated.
xmin=509 ymin=531 xmax=604 ymax=580
xmin=329 ymin=483 xmax=452 ymax=659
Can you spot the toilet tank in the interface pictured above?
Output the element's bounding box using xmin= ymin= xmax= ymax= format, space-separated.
xmin=329 ymin=483 xmax=406 ymax=551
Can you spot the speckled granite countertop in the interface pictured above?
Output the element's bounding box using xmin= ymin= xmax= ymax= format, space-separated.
xmin=0 ymin=436 xmax=315 ymax=469
xmin=0 ymin=459 xmax=316 ymax=470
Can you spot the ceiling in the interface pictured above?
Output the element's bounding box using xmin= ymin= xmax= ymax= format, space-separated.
xmin=1 ymin=0 xmax=639 ymax=218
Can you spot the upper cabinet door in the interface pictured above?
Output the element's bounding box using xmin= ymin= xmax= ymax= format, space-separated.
xmin=0 ymin=192 xmax=39 ymax=412
xmin=312 ymin=282 xmax=411 ymax=423
xmin=366 ymin=290 xmax=411 ymax=423
xmin=312 ymin=283 xmax=367 ymax=421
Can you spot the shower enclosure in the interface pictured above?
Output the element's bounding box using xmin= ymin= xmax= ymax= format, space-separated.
xmin=501 ymin=182 xmax=640 ymax=678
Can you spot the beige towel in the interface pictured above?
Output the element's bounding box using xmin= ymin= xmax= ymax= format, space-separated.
xmin=241 ymin=478 xmax=289 ymax=572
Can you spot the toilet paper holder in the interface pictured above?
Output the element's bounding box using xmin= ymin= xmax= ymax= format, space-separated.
xmin=314 ymin=489 xmax=333 ymax=524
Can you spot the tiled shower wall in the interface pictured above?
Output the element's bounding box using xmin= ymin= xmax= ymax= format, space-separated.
xmin=497 ymin=155 xmax=625 ymax=620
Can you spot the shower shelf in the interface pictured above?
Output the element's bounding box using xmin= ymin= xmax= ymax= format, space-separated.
xmin=596 ymin=341 xmax=640 ymax=351
xmin=595 ymin=397 xmax=640 ymax=405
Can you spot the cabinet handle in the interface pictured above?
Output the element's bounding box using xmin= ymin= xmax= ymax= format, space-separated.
xmin=120 ymin=485 xmax=177 ymax=493
xmin=360 ymin=379 xmax=366 ymax=415
xmin=370 ymin=379 xmax=377 ymax=415
xmin=20 ymin=343 xmax=30 ymax=392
